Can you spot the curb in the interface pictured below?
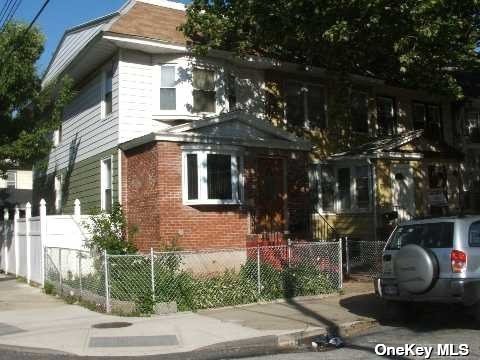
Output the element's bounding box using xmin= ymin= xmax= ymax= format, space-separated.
xmin=0 ymin=318 xmax=378 ymax=359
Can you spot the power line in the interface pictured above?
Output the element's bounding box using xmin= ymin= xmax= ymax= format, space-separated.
xmin=0 ymin=0 xmax=51 ymax=76
xmin=1 ymin=0 xmax=23 ymax=33
xmin=0 ymin=0 xmax=15 ymax=28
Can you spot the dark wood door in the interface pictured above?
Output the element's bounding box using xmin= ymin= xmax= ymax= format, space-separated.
xmin=254 ymin=157 xmax=286 ymax=233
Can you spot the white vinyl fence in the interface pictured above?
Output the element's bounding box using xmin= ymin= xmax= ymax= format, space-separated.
xmin=0 ymin=199 xmax=90 ymax=285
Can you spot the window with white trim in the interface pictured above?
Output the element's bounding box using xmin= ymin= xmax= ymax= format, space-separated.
xmin=183 ymin=149 xmax=243 ymax=205
xmin=53 ymin=124 xmax=62 ymax=147
xmin=160 ymin=65 xmax=176 ymax=110
xmin=192 ymin=68 xmax=216 ymax=113
xmin=101 ymin=157 xmax=112 ymax=213
xmin=285 ymin=81 xmax=326 ymax=129
xmin=6 ymin=171 xmax=16 ymax=189
xmin=54 ymin=174 xmax=62 ymax=213
xmin=102 ymin=70 xmax=113 ymax=118
xmin=315 ymin=164 xmax=372 ymax=213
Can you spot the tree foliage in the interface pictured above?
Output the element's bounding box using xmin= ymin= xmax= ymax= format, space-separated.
xmin=0 ymin=22 xmax=72 ymax=176
xmin=83 ymin=203 xmax=138 ymax=255
xmin=182 ymin=0 xmax=480 ymax=97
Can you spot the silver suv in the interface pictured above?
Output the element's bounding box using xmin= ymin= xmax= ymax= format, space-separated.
xmin=375 ymin=215 xmax=480 ymax=313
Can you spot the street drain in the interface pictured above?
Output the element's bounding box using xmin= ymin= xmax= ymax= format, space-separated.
xmin=92 ymin=322 xmax=132 ymax=329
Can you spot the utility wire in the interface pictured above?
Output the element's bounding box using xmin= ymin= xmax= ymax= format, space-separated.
xmin=0 ymin=0 xmax=50 ymax=76
xmin=0 ymin=0 xmax=15 ymax=28
xmin=1 ymin=0 xmax=23 ymax=33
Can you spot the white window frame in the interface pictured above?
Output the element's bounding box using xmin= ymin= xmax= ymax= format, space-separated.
xmin=53 ymin=125 xmax=62 ymax=147
xmin=54 ymin=174 xmax=62 ymax=213
xmin=101 ymin=70 xmax=114 ymax=119
xmin=6 ymin=171 xmax=16 ymax=189
xmin=192 ymin=66 xmax=217 ymax=115
xmin=159 ymin=64 xmax=177 ymax=111
xmin=315 ymin=163 xmax=372 ymax=214
xmin=100 ymin=156 xmax=113 ymax=212
xmin=182 ymin=145 xmax=244 ymax=205
xmin=284 ymin=80 xmax=328 ymax=129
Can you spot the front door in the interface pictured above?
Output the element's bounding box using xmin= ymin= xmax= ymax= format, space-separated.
xmin=254 ymin=157 xmax=286 ymax=233
xmin=391 ymin=164 xmax=415 ymax=221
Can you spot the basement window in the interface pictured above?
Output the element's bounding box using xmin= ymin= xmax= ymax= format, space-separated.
xmin=182 ymin=148 xmax=243 ymax=205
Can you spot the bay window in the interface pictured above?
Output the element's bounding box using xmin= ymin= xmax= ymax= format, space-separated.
xmin=183 ymin=148 xmax=243 ymax=205
xmin=315 ymin=164 xmax=372 ymax=212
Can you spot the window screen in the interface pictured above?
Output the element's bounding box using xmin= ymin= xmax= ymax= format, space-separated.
xmin=187 ymin=154 xmax=198 ymax=200
xmin=355 ymin=166 xmax=370 ymax=209
xmin=104 ymin=71 xmax=113 ymax=116
xmin=351 ymin=91 xmax=368 ymax=133
xmin=193 ymin=68 xmax=216 ymax=113
xmin=338 ymin=168 xmax=351 ymax=210
xmin=207 ymin=154 xmax=232 ymax=200
xmin=160 ymin=66 xmax=176 ymax=110
xmin=320 ymin=165 xmax=335 ymax=211
xmin=377 ymin=97 xmax=395 ymax=136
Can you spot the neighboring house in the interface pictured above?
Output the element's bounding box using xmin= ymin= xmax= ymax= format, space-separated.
xmin=34 ymin=0 xmax=465 ymax=250
xmin=1 ymin=169 xmax=33 ymax=217
xmin=452 ymin=72 xmax=480 ymax=213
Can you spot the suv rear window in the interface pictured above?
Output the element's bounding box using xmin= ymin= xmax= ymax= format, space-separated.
xmin=387 ymin=222 xmax=454 ymax=250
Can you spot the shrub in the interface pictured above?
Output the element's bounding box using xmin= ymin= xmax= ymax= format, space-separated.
xmin=83 ymin=203 xmax=137 ymax=255
xmin=44 ymin=281 xmax=56 ymax=295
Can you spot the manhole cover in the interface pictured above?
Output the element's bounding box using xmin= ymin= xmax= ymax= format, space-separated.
xmin=92 ymin=322 xmax=132 ymax=329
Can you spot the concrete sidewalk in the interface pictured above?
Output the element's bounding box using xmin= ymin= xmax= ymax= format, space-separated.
xmin=0 ymin=274 xmax=379 ymax=358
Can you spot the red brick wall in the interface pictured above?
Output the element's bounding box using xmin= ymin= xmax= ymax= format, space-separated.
xmin=124 ymin=142 xmax=249 ymax=251
xmin=123 ymin=141 xmax=311 ymax=251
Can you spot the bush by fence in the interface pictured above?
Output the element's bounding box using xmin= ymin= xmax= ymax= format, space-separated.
xmin=45 ymin=242 xmax=342 ymax=314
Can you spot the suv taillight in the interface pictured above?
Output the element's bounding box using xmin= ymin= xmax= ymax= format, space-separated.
xmin=451 ymin=250 xmax=467 ymax=273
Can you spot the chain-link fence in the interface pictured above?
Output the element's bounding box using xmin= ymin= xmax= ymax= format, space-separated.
xmin=45 ymin=242 xmax=342 ymax=315
xmin=344 ymin=239 xmax=386 ymax=278
xmin=44 ymin=247 xmax=107 ymax=311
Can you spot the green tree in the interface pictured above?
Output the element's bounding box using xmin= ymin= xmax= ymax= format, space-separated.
xmin=0 ymin=22 xmax=72 ymax=176
xmin=83 ymin=203 xmax=138 ymax=255
xmin=182 ymin=0 xmax=480 ymax=97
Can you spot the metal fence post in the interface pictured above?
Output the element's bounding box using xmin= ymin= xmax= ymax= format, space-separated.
xmin=338 ymin=240 xmax=343 ymax=289
xmin=287 ymin=238 xmax=291 ymax=267
xmin=78 ymin=251 xmax=83 ymax=299
xmin=150 ymin=248 xmax=155 ymax=304
xmin=59 ymin=248 xmax=63 ymax=294
xmin=344 ymin=236 xmax=350 ymax=276
xmin=104 ymin=250 xmax=111 ymax=313
xmin=256 ymin=245 xmax=261 ymax=297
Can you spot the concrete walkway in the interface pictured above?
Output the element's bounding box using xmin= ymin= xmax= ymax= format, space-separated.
xmin=0 ymin=274 xmax=379 ymax=357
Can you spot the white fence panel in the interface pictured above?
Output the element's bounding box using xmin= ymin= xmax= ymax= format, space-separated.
xmin=46 ymin=216 xmax=90 ymax=250
xmin=0 ymin=221 xmax=5 ymax=272
xmin=30 ymin=218 xmax=43 ymax=284
xmin=17 ymin=219 xmax=27 ymax=278
xmin=6 ymin=222 xmax=15 ymax=274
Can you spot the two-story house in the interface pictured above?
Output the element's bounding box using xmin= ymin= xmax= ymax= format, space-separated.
xmin=34 ymin=0 xmax=464 ymax=250
xmin=1 ymin=169 xmax=33 ymax=217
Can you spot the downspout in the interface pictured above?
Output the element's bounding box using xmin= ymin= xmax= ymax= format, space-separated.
xmin=368 ymin=158 xmax=378 ymax=242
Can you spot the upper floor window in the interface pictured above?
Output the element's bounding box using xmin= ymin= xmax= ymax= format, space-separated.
xmin=53 ymin=124 xmax=62 ymax=147
xmin=413 ymin=102 xmax=442 ymax=140
xmin=6 ymin=171 xmax=16 ymax=189
xmin=102 ymin=70 xmax=113 ymax=118
xmin=193 ymin=68 xmax=216 ymax=113
xmin=227 ymin=73 xmax=237 ymax=111
xmin=183 ymin=148 xmax=243 ymax=205
xmin=101 ymin=157 xmax=112 ymax=213
xmin=160 ymin=65 xmax=176 ymax=110
xmin=285 ymin=82 xmax=326 ymax=129
xmin=467 ymin=110 xmax=480 ymax=142
xmin=376 ymin=96 xmax=396 ymax=137
xmin=54 ymin=174 xmax=62 ymax=213
xmin=351 ymin=91 xmax=369 ymax=133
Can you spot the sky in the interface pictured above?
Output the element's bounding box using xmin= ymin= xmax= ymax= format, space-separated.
xmin=12 ymin=0 xmax=188 ymax=73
